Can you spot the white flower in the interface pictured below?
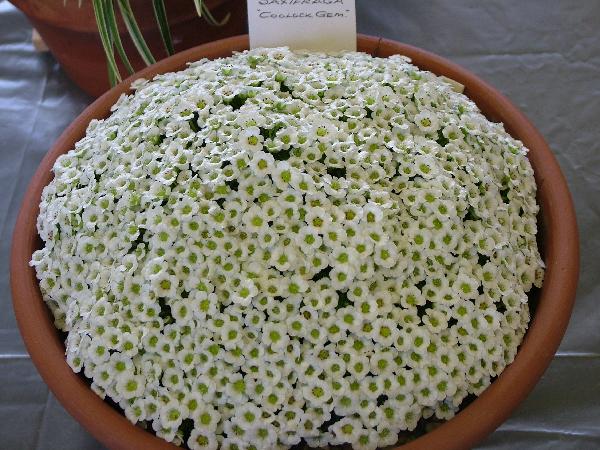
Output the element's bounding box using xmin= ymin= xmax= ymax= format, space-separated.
xmin=115 ymin=373 xmax=146 ymax=399
xmin=242 ymin=204 xmax=268 ymax=233
xmin=248 ymin=150 xmax=275 ymax=177
xmin=331 ymin=416 xmax=363 ymax=444
xmin=262 ymin=322 xmax=290 ymax=351
xmin=415 ymin=109 xmax=440 ymax=133
xmin=230 ymin=279 xmax=258 ymax=307
xmin=188 ymin=429 xmax=218 ymax=450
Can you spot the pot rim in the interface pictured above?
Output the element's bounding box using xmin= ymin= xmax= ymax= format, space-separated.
xmin=11 ymin=34 xmax=579 ymax=450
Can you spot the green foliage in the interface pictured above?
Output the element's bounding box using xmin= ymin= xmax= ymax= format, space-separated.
xmin=152 ymin=0 xmax=174 ymax=56
xmin=89 ymin=0 xmax=231 ymax=87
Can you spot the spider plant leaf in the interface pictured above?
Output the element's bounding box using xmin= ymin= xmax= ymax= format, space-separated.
xmin=201 ymin=2 xmax=230 ymax=26
xmin=192 ymin=0 xmax=203 ymax=17
xmin=117 ymin=0 xmax=156 ymax=66
xmin=152 ymin=0 xmax=175 ymax=56
xmin=92 ymin=0 xmax=122 ymax=85
xmin=104 ymin=0 xmax=135 ymax=75
xmin=107 ymin=56 xmax=119 ymax=86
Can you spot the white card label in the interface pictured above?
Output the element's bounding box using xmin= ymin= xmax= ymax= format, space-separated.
xmin=247 ymin=0 xmax=357 ymax=52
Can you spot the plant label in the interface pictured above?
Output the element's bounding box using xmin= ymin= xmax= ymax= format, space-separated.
xmin=247 ymin=0 xmax=357 ymax=52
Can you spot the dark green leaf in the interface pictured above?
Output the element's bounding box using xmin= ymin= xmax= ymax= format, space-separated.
xmin=192 ymin=0 xmax=203 ymax=17
xmin=117 ymin=0 xmax=156 ymax=66
xmin=92 ymin=0 xmax=122 ymax=85
xmin=152 ymin=0 xmax=175 ymax=56
xmin=201 ymin=1 xmax=231 ymax=26
xmin=104 ymin=0 xmax=134 ymax=75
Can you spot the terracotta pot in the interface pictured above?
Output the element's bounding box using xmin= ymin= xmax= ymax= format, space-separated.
xmin=9 ymin=0 xmax=247 ymax=97
xmin=11 ymin=35 xmax=579 ymax=450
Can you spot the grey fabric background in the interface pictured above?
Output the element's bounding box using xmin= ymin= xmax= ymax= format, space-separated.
xmin=1 ymin=0 xmax=598 ymax=448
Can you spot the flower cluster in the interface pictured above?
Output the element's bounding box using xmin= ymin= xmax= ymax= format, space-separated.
xmin=32 ymin=47 xmax=544 ymax=450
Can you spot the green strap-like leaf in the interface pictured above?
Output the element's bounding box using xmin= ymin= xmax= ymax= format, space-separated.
xmin=117 ymin=0 xmax=156 ymax=66
xmin=201 ymin=1 xmax=231 ymax=26
xmin=152 ymin=0 xmax=175 ymax=56
xmin=104 ymin=0 xmax=135 ymax=75
xmin=193 ymin=0 xmax=230 ymax=26
xmin=192 ymin=0 xmax=203 ymax=17
xmin=92 ymin=0 xmax=122 ymax=85
xmin=107 ymin=56 xmax=119 ymax=86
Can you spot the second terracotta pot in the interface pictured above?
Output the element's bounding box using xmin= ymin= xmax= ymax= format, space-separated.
xmin=9 ymin=0 xmax=248 ymax=97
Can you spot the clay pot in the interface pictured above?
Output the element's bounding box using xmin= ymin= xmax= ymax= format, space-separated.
xmin=9 ymin=0 xmax=248 ymax=97
xmin=11 ymin=35 xmax=579 ymax=450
